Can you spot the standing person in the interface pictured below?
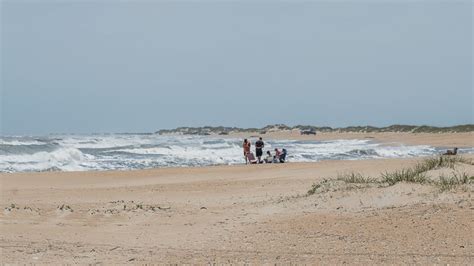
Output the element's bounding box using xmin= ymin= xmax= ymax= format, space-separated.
xmin=255 ymin=137 xmax=264 ymax=163
xmin=243 ymin=139 xmax=251 ymax=164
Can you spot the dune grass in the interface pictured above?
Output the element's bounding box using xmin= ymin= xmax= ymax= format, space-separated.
xmin=336 ymin=172 xmax=377 ymax=184
xmin=307 ymin=155 xmax=473 ymax=195
xmin=381 ymin=155 xmax=472 ymax=186
xmin=381 ymin=169 xmax=428 ymax=186
xmin=437 ymin=172 xmax=472 ymax=191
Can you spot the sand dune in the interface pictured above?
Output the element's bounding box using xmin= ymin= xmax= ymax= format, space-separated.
xmin=1 ymin=154 xmax=473 ymax=264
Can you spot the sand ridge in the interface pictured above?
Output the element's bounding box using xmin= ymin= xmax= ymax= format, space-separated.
xmin=1 ymin=154 xmax=473 ymax=264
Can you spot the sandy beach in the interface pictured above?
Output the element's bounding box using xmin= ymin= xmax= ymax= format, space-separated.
xmin=226 ymin=131 xmax=474 ymax=148
xmin=1 ymin=133 xmax=473 ymax=264
xmin=3 ymin=0 xmax=472 ymax=263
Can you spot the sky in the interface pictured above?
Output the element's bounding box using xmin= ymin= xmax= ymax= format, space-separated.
xmin=1 ymin=1 xmax=473 ymax=135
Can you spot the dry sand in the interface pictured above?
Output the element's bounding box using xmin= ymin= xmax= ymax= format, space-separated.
xmin=227 ymin=131 xmax=474 ymax=148
xmin=1 ymin=133 xmax=473 ymax=264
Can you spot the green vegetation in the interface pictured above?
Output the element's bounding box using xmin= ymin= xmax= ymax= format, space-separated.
xmin=381 ymin=169 xmax=427 ymax=186
xmin=156 ymin=124 xmax=474 ymax=135
xmin=307 ymin=156 xmax=474 ymax=195
xmin=438 ymin=172 xmax=472 ymax=192
xmin=380 ymin=156 xmax=473 ymax=186
xmin=336 ymin=172 xmax=377 ymax=184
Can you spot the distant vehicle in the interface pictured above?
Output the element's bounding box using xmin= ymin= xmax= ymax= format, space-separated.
xmin=300 ymin=130 xmax=317 ymax=135
xmin=443 ymin=147 xmax=458 ymax=156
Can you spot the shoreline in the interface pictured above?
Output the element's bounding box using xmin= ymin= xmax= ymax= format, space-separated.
xmin=156 ymin=131 xmax=474 ymax=148
xmin=1 ymin=135 xmax=473 ymax=264
xmin=2 ymin=154 xmax=473 ymax=185
xmin=216 ymin=131 xmax=474 ymax=148
xmin=2 ymin=132 xmax=473 ymax=174
xmin=1 ymin=152 xmax=472 ymax=177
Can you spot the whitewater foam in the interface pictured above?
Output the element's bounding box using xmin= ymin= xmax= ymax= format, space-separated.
xmin=0 ymin=134 xmax=472 ymax=173
xmin=0 ymin=147 xmax=88 ymax=172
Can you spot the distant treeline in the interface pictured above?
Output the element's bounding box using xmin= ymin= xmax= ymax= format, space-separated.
xmin=156 ymin=124 xmax=474 ymax=135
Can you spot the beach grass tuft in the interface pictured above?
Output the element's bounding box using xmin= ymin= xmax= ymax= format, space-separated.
xmin=381 ymin=169 xmax=428 ymax=186
xmin=437 ymin=156 xmax=473 ymax=168
xmin=381 ymin=156 xmax=472 ymax=186
xmin=307 ymin=155 xmax=473 ymax=195
xmin=336 ymin=172 xmax=377 ymax=184
xmin=437 ymin=172 xmax=473 ymax=191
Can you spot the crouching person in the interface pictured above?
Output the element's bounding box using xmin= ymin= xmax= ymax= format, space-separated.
xmin=264 ymin=151 xmax=273 ymax=163
xmin=279 ymin=149 xmax=287 ymax=163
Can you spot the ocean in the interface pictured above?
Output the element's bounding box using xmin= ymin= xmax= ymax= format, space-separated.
xmin=0 ymin=134 xmax=472 ymax=173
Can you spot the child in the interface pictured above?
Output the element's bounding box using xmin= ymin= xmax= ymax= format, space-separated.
xmin=264 ymin=151 xmax=273 ymax=163
xmin=273 ymin=148 xmax=281 ymax=163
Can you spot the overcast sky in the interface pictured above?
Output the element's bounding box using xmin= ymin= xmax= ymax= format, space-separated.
xmin=1 ymin=1 xmax=472 ymax=135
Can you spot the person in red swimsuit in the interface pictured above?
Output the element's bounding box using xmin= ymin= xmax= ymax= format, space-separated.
xmin=243 ymin=139 xmax=251 ymax=164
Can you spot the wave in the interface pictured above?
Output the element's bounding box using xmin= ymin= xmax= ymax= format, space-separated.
xmin=0 ymin=147 xmax=88 ymax=172
xmin=0 ymin=139 xmax=46 ymax=146
xmin=0 ymin=135 xmax=472 ymax=173
xmin=0 ymin=143 xmax=58 ymax=155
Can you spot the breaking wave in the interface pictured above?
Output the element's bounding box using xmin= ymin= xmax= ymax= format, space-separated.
xmin=0 ymin=135 xmax=472 ymax=173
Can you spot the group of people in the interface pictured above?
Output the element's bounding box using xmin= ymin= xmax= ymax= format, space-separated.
xmin=243 ymin=137 xmax=287 ymax=164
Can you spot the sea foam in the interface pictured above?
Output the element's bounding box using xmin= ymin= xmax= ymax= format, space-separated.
xmin=0 ymin=135 xmax=472 ymax=173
